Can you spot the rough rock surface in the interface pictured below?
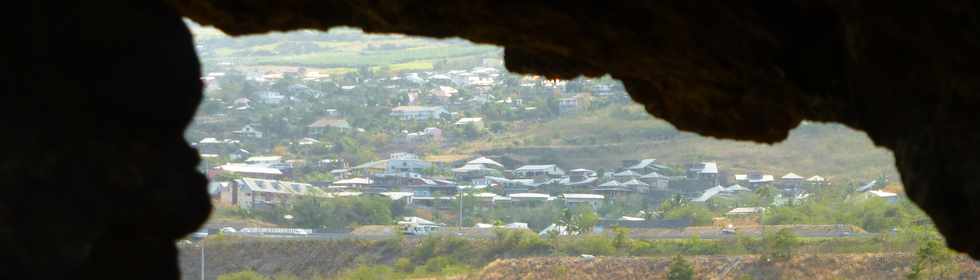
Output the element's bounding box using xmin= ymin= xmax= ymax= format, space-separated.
xmin=2 ymin=0 xmax=211 ymax=278
xmin=172 ymin=0 xmax=980 ymax=258
xmin=2 ymin=0 xmax=979 ymax=277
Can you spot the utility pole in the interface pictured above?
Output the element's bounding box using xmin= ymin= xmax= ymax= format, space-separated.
xmin=200 ymin=242 xmax=205 ymax=280
xmin=458 ymin=189 xmax=463 ymax=230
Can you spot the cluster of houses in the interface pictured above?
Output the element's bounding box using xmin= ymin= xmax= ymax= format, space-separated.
xmin=198 ymin=61 xmax=629 ymax=146
xmin=207 ymin=149 xmax=899 ymax=219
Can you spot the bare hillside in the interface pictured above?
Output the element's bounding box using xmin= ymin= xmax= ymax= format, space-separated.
xmin=473 ymin=254 xmax=979 ymax=280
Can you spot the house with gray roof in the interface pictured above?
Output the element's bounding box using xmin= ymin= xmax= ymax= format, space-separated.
xmin=232 ymin=178 xmax=326 ymax=209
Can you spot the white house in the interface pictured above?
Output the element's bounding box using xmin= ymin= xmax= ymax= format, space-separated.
xmin=735 ymin=172 xmax=775 ymax=187
xmin=233 ymin=124 xmax=263 ymax=138
xmin=352 ymin=153 xmax=433 ymax=175
xmin=398 ymin=216 xmax=443 ymax=235
xmin=256 ymin=91 xmax=285 ymax=104
xmin=454 ymin=117 xmax=484 ymax=128
xmin=467 ymin=157 xmax=504 ymax=169
xmin=513 ymin=164 xmax=565 ymax=178
xmin=562 ymin=193 xmax=605 ymax=209
xmin=508 ymin=193 xmax=552 ymax=203
xmin=866 ymin=190 xmax=899 ymax=203
xmin=726 ymin=207 xmax=766 ymax=216
xmin=214 ymin=163 xmax=282 ymax=179
xmin=245 ymin=156 xmax=283 ymax=166
xmin=390 ymin=106 xmax=449 ymax=121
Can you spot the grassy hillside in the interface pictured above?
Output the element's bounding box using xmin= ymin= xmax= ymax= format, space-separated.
xmin=474 ymin=255 xmax=979 ymax=280
xmin=450 ymin=104 xmax=898 ymax=182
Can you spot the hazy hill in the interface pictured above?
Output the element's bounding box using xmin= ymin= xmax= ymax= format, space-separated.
xmin=450 ymin=104 xmax=898 ymax=182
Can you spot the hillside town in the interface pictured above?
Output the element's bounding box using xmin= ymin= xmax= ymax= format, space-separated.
xmin=191 ymin=61 xmax=900 ymax=236
xmin=173 ymin=27 xmax=962 ymax=280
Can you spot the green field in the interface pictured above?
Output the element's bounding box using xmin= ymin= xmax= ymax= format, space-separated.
xmin=247 ymin=45 xmax=497 ymax=67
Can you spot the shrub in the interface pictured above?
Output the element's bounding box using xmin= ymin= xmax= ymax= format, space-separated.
xmin=612 ymin=226 xmax=631 ymax=251
xmin=394 ymin=257 xmax=413 ymax=273
xmin=907 ymin=238 xmax=959 ymax=279
xmin=411 ymin=236 xmax=477 ymax=266
xmin=761 ymin=228 xmax=798 ymax=261
xmin=567 ymin=235 xmax=616 ymax=256
xmin=490 ymin=229 xmax=551 ymax=258
xmin=338 ymin=265 xmax=401 ymax=280
xmin=421 ymin=256 xmax=455 ymax=273
xmin=667 ymin=255 xmax=695 ymax=280
xmin=217 ymin=270 xmax=268 ymax=280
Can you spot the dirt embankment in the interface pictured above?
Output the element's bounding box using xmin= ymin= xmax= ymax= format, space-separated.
xmin=473 ymin=254 xmax=980 ymax=280
xmin=178 ymin=238 xmax=407 ymax=280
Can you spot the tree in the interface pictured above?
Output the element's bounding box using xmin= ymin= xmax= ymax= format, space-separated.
xmin=291 ymin=197 xmax=329 ymax=228
xmin=761 ymin=228 xmax=798 ymax=261
xmin=667 ymin=255 xmax=694 ymax=280
xmin=218 ymin=270 xmax=269 ymax=280
xmin=570 ymin=205 xmax=599 ymax=234
xmin=754 ymin=185 xmax=778 ymax=206
xmin=612 ymin=226 xmax=631 ymax=251
xmin=907 ymin=238 xmax=959 ymax=280
xmin=663 ymin=204 xmax=713 ymax=226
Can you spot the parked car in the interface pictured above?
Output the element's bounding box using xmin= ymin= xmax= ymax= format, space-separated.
xmin=190 ymin=230 xmax=209 ymax=240
xmin=220 ymin=227 xmax=237 ymax=234
xmin=721 ymin=224 xmax=736 ymax=235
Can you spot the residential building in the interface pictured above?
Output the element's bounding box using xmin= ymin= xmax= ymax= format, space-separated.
xmin=245 ymin=156 xmax=283 ymax=166
xmin=613 ymin=170 xmax=642 ymax=181
xmin=624 ymin=158 xmax=664 ymax=173
xmin=512 ymin=164 xmax=565 ymax=178
xmin=390 ymin=105 xmax=449 ymax=120
xmin=211 ymin=163 xmax=282 ymax=179
xmin=558 ymin=93 xmax=591 ymax=114
xmin=454 ymin=117 xmax=484 ymax=128
xmin=866 ymin=190 xmax=899 ymax=203
xmin=687 ymin=162 xmax=719 ymax=182
xmin=452 ymin=164 xmax=501 ymax=181
xmin=332 ymin=177 xmax=373 ymax=188
xmin=726 ymin=207 xmax=766 ymax=216
xmin=779 ymin=173 xmax=804 ymax=188
xmin=256 ymin=91 xmax=285 ymax=104
xmin=307 ymin=117 xmax=351 ymax=135
xmin=429 ymin=86 xmax=457 ymax=103
xmin=231 ymin=177 xmax=326 ymax=209
xmin=622 ymin=179 xmax=651 ymax=193
xmin=508 ymin=193 xmax=552 ymax=206
xmin=734 ymin=171 xmax=775 ymax=188
xmin=233 ymin=124 xmax=263 ymax=138
xmin=370 ymin=172 xmax=457 ymax=197
xmin=562 ymin=193 xmax=605 ymax=209
xmin=398 ymin=217 xmax=443 ymax=235
xmin=639 ymin=172 xmax=670 ymax=190
xmin=352 ymin=153 xmax=433 ymax=175
xmin=692 ymin=185 xmax=726 ymax=202
xmin=593 ymin=180 xmax=633 ymax=198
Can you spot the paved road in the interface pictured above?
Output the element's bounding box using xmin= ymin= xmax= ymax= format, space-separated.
xmin=196 ymin=227 xmax=872 ymax=242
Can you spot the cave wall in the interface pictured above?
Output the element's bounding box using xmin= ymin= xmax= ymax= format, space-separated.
xmin=1 ymin=0 xmax=978 ymax=278
xmin=173 ymin=0 xmax=980 ymax=257
xmin=2 ymin=0 xmax=211 ymax=278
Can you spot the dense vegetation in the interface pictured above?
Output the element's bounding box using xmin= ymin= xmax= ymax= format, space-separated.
xmin=202 ymin=221 xmax=958 ymax=280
